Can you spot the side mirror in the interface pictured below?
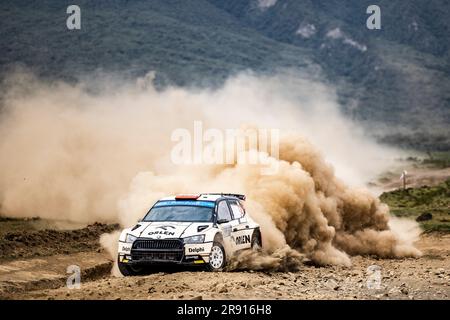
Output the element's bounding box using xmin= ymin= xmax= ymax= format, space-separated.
xmin=217 ymin=219 xmax=228 ymax=224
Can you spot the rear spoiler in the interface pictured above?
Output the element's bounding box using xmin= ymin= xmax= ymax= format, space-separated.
xmin=204 ymin=193 xmax=246 ymax=201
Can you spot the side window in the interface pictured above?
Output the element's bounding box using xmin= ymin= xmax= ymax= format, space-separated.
xmin=217 ymin=201 xmax=232 ymax=222
xmin=229 ymin=200 xmax=244 ymax=220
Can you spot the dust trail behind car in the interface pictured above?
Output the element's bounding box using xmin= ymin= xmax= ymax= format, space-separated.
xmin=0 ymin=71 xmax=420 ymax=269
xmin=115 ymin=134 xmax=421 ymax=269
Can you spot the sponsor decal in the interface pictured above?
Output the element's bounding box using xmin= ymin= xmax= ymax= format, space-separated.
xmin=185 ymin=255 xmax=200 ymax=260
xmin=156 ymin=225 xmax=176 ymax=231
xmin=188 ymin=247 xmax=205 ymax=253
xmin=148 ymin=225 xmax=177 ymax=236
xmin=234 ymin=234 xmax=251 ymax=245
xmin=121 ymin=245 xmax=131 ymax=252
xmin=148 ymin=230 xmax=175 ymax=236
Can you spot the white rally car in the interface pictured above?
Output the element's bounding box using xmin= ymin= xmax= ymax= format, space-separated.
xmin=117 ymin=193 xmax=261 ymax=275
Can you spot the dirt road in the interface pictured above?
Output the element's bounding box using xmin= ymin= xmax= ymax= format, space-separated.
xmin=2 ymin=234 xmax=449 ymax=300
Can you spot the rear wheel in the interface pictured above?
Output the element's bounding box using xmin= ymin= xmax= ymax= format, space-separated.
xmin=251 ymin=230 xmax=262 ymax=252
xmin=206 ymin=241 xmax=226 ymax=271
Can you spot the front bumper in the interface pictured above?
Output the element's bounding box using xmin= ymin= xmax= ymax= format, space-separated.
xmin=118 ymin=238 xmax=211 ymax=266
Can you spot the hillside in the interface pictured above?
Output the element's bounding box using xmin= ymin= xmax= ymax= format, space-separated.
xmin=381 ymin=179 xmax=450 ymax=233
xmin=208 ymin=0 xmax=450 ymax=150
xmin=0 ymin=0 xmax=449 ymax=150
xmin=0 ymin=0 xmax=312 ymax=85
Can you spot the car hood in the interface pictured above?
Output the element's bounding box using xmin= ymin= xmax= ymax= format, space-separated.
xmin=134 ymin=221 xmax=212 ymax=239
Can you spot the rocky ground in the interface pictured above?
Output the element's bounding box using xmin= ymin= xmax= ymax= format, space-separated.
xmin=0 ymin=219 xmax=119 ymax=262
xmin=0 ymin=170 xmax=449 ymax=300
xmin=1 ymin=233 xmax=448 ymax=300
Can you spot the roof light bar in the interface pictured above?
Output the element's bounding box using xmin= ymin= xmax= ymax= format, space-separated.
xmin=175 ymin=194 xmax=201 ymax=200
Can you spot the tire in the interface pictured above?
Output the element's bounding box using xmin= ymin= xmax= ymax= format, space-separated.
xmin=206 ymin=241 xmax=226 ymax=271
xmin=117 ymin=257 xmax=143 ymax=276
xmin=251 ymin=230 xmax=262 ymax=252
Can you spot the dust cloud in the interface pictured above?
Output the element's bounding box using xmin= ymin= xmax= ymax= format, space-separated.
xmin=0 ymin=70 xmax=420 ymax=267
xmin=99 ymin=231 xmax=121 ymax=277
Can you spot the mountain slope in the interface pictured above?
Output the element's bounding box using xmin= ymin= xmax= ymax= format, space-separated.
xmin=0 ymin=0 xmax=449 ymax=150
xmin=207 ymin=0 xmax=450 ymax=150
xmin=0 ymin=0 xmax=312 ymax=86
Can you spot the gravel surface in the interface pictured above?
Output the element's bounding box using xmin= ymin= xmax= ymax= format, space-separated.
xmin=3 ymin=234 xmax=448 ymax=300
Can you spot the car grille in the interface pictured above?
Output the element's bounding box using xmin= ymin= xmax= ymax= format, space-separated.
xmin=132 ymin=239 xmax=183 ymax=250
xmin=131 ymin=239 xmax=183 ymax=262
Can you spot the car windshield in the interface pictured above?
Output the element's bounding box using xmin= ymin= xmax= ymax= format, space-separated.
xmin=143 ymin=201 xmax=214 ymax=222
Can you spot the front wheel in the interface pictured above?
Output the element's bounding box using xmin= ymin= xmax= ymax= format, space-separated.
xmin=117 ymin=257 xmax=143 ymax=276
xmin=206 ymin=242 xmax=226 ymax=271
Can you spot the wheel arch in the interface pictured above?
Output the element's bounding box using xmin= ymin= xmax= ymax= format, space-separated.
xmin=213 ymin=231 xmax=224 ymax=244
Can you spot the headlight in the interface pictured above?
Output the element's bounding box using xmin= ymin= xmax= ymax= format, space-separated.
xmin=125 ymin=233 xmax=137 ymax=243
xmin=183 ymin=235 xmax=205 ymax=244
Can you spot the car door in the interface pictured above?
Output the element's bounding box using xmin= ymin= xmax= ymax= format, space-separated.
xmin=228 ymin=199 xmax=253 ymax=250
xmin=216 ymin=200 xmax=234 ymax=250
